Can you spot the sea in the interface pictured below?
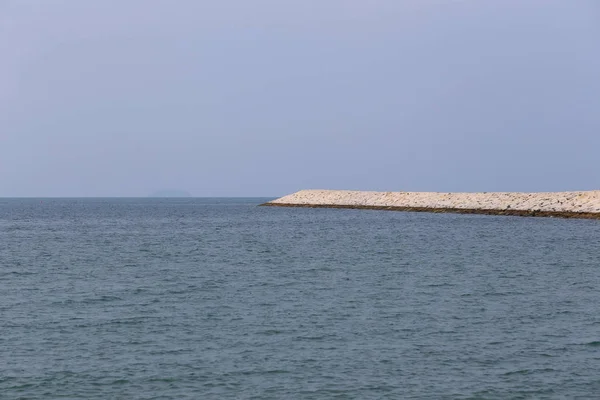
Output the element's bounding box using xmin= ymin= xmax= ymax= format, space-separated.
xmin=1 ymin=198 xmax=600 ymax=399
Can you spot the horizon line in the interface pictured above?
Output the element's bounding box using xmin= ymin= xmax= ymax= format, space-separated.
xmin=0 ymin=196 xmax=278 ymax=199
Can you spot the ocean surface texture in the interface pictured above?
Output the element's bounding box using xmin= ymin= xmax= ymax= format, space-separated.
xmin=1 ymin=198 xmax=600 ymax=399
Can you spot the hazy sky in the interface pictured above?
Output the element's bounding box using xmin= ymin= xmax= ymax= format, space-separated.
xmin=1 ymin=0 xmax=599 ymax=197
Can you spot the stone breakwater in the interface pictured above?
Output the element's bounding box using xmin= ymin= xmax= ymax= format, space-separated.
xmin=262 ymin=190 xmax=600 ymax=219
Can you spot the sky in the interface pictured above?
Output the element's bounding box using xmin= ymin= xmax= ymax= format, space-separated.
xmin=1 ymin=0 xmax=599 ymax=197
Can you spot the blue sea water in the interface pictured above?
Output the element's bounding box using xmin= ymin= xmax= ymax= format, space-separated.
xmin=1 ymin=198 xmax=600 ymax=399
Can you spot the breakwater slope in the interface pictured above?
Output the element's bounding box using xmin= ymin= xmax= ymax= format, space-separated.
xmin=263 ymin=190 xmax=600 ymax=219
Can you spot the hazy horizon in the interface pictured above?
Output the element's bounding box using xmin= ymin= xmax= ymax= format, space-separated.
xmin=2 ymin=1 xmax=599 ymax=197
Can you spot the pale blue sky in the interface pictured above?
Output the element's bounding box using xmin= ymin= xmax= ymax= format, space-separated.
xmin=1 ymin=0 xmax=599 ymax=197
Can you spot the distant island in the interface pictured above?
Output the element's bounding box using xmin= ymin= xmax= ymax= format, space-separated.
xmin=262 ymin=189 xmax=600 ymax=220
xmin=149 ymin=190 xmax=192 ymax=198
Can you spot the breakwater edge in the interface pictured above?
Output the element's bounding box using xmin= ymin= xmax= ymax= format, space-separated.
xmin=262 ymin=190 xmax=600 ymax=219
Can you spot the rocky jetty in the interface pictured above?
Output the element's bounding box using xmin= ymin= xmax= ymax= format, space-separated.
xmin=262 ymin=190 xmax=600 ymax=219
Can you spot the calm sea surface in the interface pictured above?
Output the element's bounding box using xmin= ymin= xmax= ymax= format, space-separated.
xmin=1 ymin=198 xmax=600 ymax=399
